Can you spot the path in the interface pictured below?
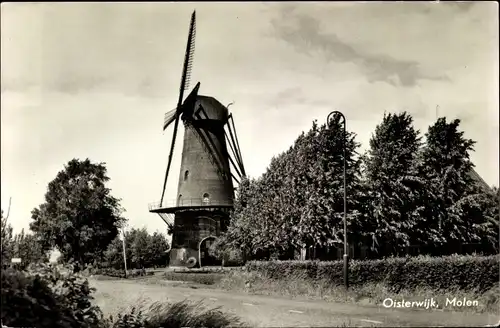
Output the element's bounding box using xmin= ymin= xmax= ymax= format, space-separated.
xmin=90 ymin=279 xmax=499 ymax=327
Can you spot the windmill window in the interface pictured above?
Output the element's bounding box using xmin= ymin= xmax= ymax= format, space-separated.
xmin=178 ymin=194 xmax=182 ymax=206
xmin=184 ymin=170 xmax=189 ymax=181
xmin=202 ymin=193 xmax=210 ymax=204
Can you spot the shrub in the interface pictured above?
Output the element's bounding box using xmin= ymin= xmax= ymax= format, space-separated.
xmin=1 ymin=265 xmax=106 ymax=328
xmin=245 ymin=255 xmax=500 ymax=293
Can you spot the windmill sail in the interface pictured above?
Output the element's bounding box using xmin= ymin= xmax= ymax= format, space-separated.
xmin=160 ymin=10 xmax=197 ymax=206
xmin=179 ymin=10 xmax=197 ymax=101
xmin=163 ymin=108 xmax=177 ymax=130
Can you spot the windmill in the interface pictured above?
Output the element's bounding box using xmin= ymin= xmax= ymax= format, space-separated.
xmin=149 ymin=11 xmax=246 ymax=268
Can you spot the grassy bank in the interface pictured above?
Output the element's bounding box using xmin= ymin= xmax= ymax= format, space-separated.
xmin=215 ymin=270 xmax=500 ymax=314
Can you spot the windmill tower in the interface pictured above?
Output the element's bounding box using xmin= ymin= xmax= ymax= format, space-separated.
xmin=149 ymin=11 xmax=246 ymax=268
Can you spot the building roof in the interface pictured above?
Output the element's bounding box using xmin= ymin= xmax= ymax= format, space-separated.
xmin=468 ymin=167 xmax=491 ymax=191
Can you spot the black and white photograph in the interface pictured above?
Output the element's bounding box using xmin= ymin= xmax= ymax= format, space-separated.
xmin=1 ymin=2 xmax=499 ymax=327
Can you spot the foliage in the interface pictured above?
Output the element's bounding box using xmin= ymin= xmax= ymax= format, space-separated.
xmin=1 ymin=264 xmax=240 ymax=328
xmin=146 ymin=231 xmax=170 ymax=267
xmin=91 ymin=267 xmax=126 ymax=278
xmin=216 ymin=113 xmax=498 ymax=260
xmin=108 ymin=307 xmax=144 ymax=328
xmin=103 ymin=228 xmax=169 ymax=270
xmin=218 ymin=118 xmax=363 ymax=260
xmin=1 ymin=264 xmax=106 ymax=328
xmin=11 ymin=229 xmax=49 ymax=269
xmin=103 ymin=236 xmax=126 ymax=270
xmin=245 ymin=255 xmax=500 ymax=293
xmin=209 ymin=237 xmax=245 ymax=266
xmin=1 ymin=210 xmax=14 ymax=266
xmin=108 ymin=300 xmax=241 ymax=328
xmin=131 ymin=228 xmax=150 ymax=268
xmin=448 ymin=187 xmax=499 ymax=253
xmin=1 ymin=211 xmax=48 ymax=268
xmin=362 ymin=112 xmax=426 ymax=252
xmin=417 ymin=118 xmax=498 ymax=251
xmin=30 ymin=158 xmax=125 ymax=268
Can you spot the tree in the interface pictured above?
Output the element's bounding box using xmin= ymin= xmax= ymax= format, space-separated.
xmin=29 ymin=159 xmax=125 ymax=269
xmin=418 ymin=118 xmax=481 ymax=250
xmin=12 ymin=229 xmax=49 ymax=269
xmin=131 ymin=227 xmax=149 ymax=269
xmin=214 ymin=177 xmax=259 ymax=259
xmin=447 ymin=186 xmax=499 ymax=253
xmin=146 ymin=231 xmax=170 ymax=267
xmin=362 ymin=112 xmax=425 ymax=254
xmin=103 ymin=228 xmax=170 ymax=269
xmin=103 ymin=236 xmax=125 ymax=269
xmin=290 ymin=118 xmax=364 ymax=252
xmin=1 ymin=210 xmax=14 ymax=266
xmin=218 ymin=117 xmax=363 ymax=260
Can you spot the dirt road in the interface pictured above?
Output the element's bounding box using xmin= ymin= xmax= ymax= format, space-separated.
xmin=90 ymin=279 xmax=499 ymax=327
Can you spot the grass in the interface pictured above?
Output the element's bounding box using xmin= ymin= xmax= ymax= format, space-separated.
xmin=215 ymin=270 xmax=500 ymax=314
xmin=104 ymin=299 xmax=243 ymax=328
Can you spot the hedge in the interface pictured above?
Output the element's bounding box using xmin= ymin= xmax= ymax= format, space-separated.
xmin=245 ymin=254 xmax=500 ymax=293
xmin=162 ymin=272 xmax=225 ymax=285
xmin=89 ymin=267 xmax=154 ymax=278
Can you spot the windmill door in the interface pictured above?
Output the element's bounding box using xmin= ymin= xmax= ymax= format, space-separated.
xmin=199 ymin=237 xmax=220 ymax=267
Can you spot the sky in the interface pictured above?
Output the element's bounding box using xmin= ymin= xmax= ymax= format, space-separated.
xmin=1 ymin=2 xmax=498 ymax=237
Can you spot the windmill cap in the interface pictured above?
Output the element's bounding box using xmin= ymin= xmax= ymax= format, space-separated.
xmin=191 ymin=95 xmax=229 ymax=121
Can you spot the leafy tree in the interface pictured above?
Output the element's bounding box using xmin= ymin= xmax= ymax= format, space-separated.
xmin=213 ymin=177 xmax=258 ymax=259
xmin=362 ymin=112 xmax=425 ymax=254
xmin=218 ymin=117 xmax=363 ymax=260
xmin=29 ymin=159 xmax=125 ymax=269
xmin=447 ymin=185 xmax=499 ymax=253
xmin=146 ymin=231 xmax=170 ymax=268
xmin=103 ymin=228 xmax=170 ymax=269
xmin=418 ymin=118 xmax=483 ymax=249
xmin=12 ymin=229 xmax=49 ymax=269
xmin=290 ymin=118 xmax=363 ymax=251
xmin=131 ymin=227 xmax=149 ymax=269
xmin=1 ymin=210 xmax=14 ymax=266
xmin=103 ymin=236 xmax=125 ymax=269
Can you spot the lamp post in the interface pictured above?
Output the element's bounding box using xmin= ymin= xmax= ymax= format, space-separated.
xmin=327 ymin=111 xmax=348 ymax=290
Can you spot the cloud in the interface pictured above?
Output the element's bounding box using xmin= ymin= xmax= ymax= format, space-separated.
xmin=269 ymin=5 xmax=450 ymax=87
xmin=266 ymin=86 xmax=333 ymax=111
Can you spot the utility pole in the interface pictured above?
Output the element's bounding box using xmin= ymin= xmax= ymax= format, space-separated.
xmin=121 ymin=227 xmax=128 ymax=278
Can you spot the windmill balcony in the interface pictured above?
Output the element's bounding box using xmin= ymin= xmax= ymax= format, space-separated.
xmin=148 ymin=198 xmax=234 ymax=214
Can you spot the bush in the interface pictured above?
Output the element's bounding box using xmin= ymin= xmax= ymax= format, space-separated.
xmin=245 ymin=254 xmax=500 ymax=293
xmin=1 ymin=265 xmax=106 ymax=328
